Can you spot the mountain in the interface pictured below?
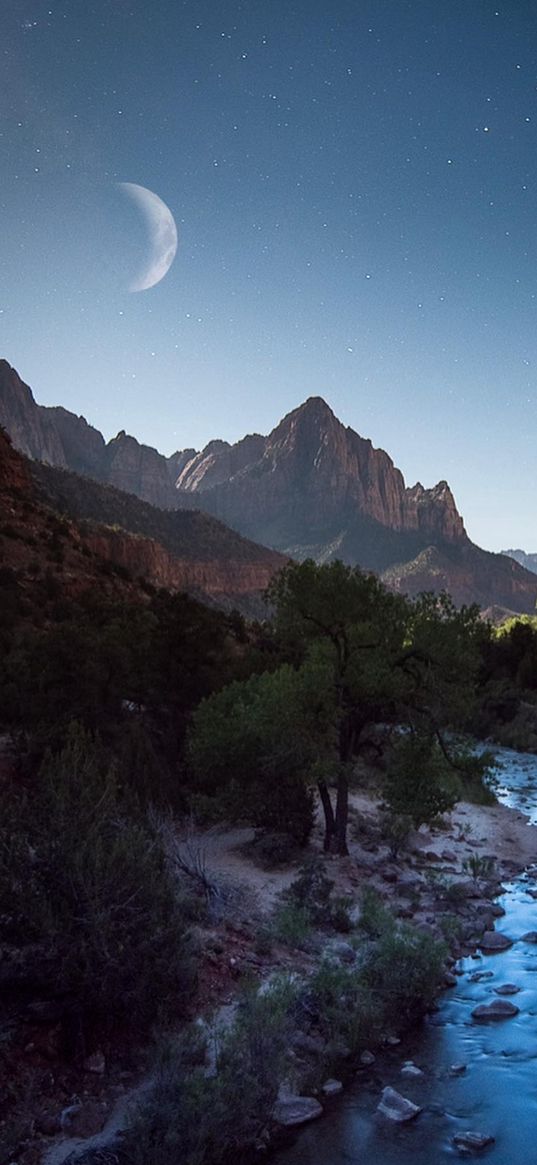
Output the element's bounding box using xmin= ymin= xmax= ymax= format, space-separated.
xmin=502 ymin=549 xmax=537 ymax=576
xmin=0 ymin=426 xmax=285 ymax=616
xmin=1 ymin=357 xmax=537 ymax=614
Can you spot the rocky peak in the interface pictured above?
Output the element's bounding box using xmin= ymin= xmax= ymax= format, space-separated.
xmin=0 ymin=360 xmax=67 ymax=467
xmin=103 ymin=431 xmax=177 ymax=508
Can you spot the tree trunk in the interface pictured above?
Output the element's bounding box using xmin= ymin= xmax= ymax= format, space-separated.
xmin=318 ymin=779 xmax=336 ymax=851
xmin=334 ymin=771 xmax=349 ymax=856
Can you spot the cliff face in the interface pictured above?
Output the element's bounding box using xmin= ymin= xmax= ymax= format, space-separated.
xmin=0 ymin=361 xmax=187 ymax=510
xmin=0 ymin=361 xmax=67 ymax=467
xmin=503 ymin=549 xmax=537 ymax=576
xmin=101 ymin=431 xmax=179 ymax=509
xmin=176 ymin=397 xmax=466 ymax=554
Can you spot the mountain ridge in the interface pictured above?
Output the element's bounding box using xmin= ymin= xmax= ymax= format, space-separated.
xmin=1 ymin=357 xmax=536 ymax=615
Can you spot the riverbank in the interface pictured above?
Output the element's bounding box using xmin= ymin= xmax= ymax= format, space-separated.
xmin=36 ymin=779 xmax=537 ymax=1165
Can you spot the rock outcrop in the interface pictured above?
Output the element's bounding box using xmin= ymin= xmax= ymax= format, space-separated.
xmin=503 ymin=549 xmax=537 ymax=575
xmin=176 ymin=397 xmax=466 ymax=556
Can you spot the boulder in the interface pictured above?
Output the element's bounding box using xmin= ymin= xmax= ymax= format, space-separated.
xmin=521 ymin=931 xmax=537 ymax=943
xmin=472 ymin=999 xmax=519 ymax=1021
xmin=494 ymin=983 xmax=521 ymax=996
xmin=401 ymin=1061 xmax=424 ymax=1078
xmin=359 ymin=1049 xmax=376 ymax=1066
xmin=273 ymin=1095 xmax=323 ymax=1127
xmin=449 ymin=1063 xmax=467 ymax=1076
xmin=453 ymin=1131 xmax=495 ymax=1153
xmin=479 ymin=931 xmax=513 ymax=952
xmin=468 ymin=970 xmax=494 ymax=982
xmin=322 ymin=1078 xmax=343 ymax=1096
xmin=377 ymin=1086 xmax=421 ymax=1122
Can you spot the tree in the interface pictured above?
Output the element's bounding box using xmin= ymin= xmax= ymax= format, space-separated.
xmin=187 ymin=659 xmax=335 ymax=841
xmin=267 ymin=565 xmax=491 ymax=854
xmin=267 ymin=560 xmax=409 ymax=854
xmin=383 ymin=730 xmax=460 ymax=827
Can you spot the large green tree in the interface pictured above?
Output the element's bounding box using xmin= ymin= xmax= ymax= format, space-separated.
xmin=268 ymin=562 xmax=489 ymax=853
xmin=188 ymin=658 xmax=335 ymax=841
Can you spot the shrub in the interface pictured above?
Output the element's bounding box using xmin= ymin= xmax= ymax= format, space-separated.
xmin=301 ymin=961 xmax=380 ymax=1061
xmin=127 ymin=980 xmax=295 ymax=1165
xmin=379 ymin=811 xmax=412 ymax=859
xmin=0 ymin=724 xmax=195 ymax=1028
xmin=270 ymin=902 xmax=312 ymax=948
xmin=360 ymin=925 xmax=446 ymax=1027
xmin=357 ymin=886 xmax=393 ymax=938
xmin=281 ymin=856 xmax=353 ymax=932
xmin=462 ymin=854 xmax=496 ymax=884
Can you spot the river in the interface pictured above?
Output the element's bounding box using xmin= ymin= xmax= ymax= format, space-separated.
xmin=275 ymin=747 xmax=537 ymax=1164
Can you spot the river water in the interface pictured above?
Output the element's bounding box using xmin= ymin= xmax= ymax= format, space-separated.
xmin=275 ymin=747 xmax=537 ymax=1164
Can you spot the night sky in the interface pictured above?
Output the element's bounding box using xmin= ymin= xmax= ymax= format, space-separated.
xmin=2 ymin=1 xmax=537 ymax=551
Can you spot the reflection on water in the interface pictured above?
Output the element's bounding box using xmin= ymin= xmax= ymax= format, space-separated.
xmin=275 ymin=748 xmax=537 ymax=1164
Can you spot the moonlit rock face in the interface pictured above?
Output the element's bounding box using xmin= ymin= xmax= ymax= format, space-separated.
xmin=118 ymin=182 xmax=178 ymax=291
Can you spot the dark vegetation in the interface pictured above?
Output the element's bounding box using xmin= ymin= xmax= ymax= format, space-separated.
xmin=2 ymin=521 xmax=537 ymax=1161
xmin=30 ymin=458 xmax=284 ymax=565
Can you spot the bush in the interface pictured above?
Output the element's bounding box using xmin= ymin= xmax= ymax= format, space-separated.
xmin=379 ymin=811 xmax=412 ymax=859
xmin=301 ymin=961 xmax=380 ymax=1061
xmin=360 ymin=925 xmax=446 ymax=1027
xmin=357 ymin=886 xmax=393 ymax=938
xmin=0 ymin=725 xmax=195 ymax=1028
xmin=270 ymin=902 xmax=313 ymax=948
xmin=127 ymin=979 xmax=295 ymax=1165
xmin=462 ymin=854 xmax=496 ymax=883
xmin=281 ymin=857 xmax=353 ymax=932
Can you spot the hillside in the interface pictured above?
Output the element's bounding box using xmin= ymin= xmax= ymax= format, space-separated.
xmin=0 ymin=428 xmax=285 ymax=617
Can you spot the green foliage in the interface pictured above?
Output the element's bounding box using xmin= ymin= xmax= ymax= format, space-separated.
xmin=127 ymin=979 xmax=294 ymax=1165
xmin=379 ymin=811 xmax=412 ymax=858
xmin=360 ymin=925 xmax=446 ymax=1026
xmin=357 ymin=886 xmax=394 ymax=938
xmin=187 ymin=660 xmax=333 ymax=840
xmin=384 ymin=732 xmax=460 ymax=827
xmin=439 ymin=913 xmax=464 ymax=944
xmin=270 ymin=902 xmax=313 ymax=948
xmin=462 ymin=853 xmax=496 ymax=883
xmin=281 ymin=857 xmax=353 ymax=931
xmin=303 ymin=960 xmax=380 ymax=1059
xmin=0 ymin=725 xmax=194 ymax=1026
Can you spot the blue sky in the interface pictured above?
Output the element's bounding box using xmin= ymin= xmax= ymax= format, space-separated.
xmin=1 ymin=0 xmax=537 ymax=550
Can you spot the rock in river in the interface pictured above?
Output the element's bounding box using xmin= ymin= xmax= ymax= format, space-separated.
xmin=494 ymin=983 xmax=521 ymax=996
xmin=471 ymin=999 xmax=519 ymax=1021
xmin=479 ymin=931 xmax=513 ymax=952
xmin=273 ymin=1095 xmax=323 ymax=1127
xmin=453 ymin=1131 xmax=495 ymax=1153
xmin=521 ymin=931 xmax=537 ymax=943
xmin=377 ymin=1086 xmax=421 ymax=1122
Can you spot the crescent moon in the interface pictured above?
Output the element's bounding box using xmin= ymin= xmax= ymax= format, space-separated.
xmin=118 ymin=182 xmax=178 ymax=292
